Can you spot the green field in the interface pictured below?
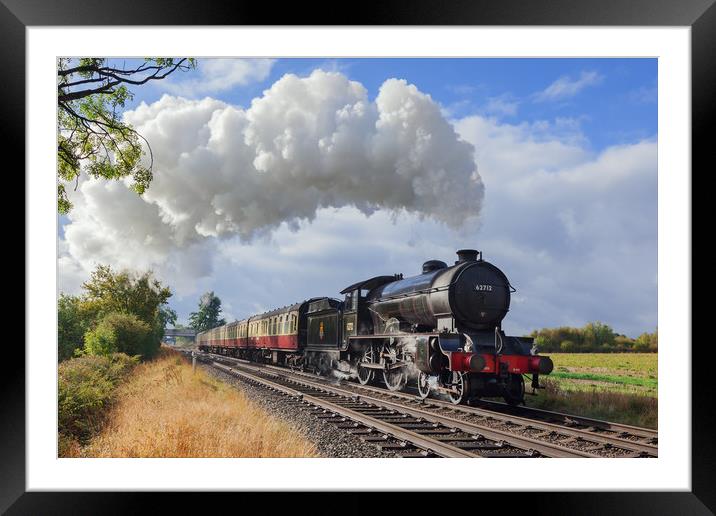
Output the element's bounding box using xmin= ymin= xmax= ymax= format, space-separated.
xmin=525 ymin=353 xmax=658 ymax=429
xmin=546 ymin=353 xmax=657 ymax=395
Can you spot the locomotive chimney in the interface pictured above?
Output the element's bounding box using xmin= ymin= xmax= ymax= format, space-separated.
xmin=456 ymin=249 xmax=479 ymax=263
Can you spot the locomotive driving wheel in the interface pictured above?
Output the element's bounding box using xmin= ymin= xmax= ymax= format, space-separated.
xmin=417 ymin=371 xmax=432 ymax=399
xmin=502 ymin=373 xmax=525 ymax=406
xmin=383 ymin=367 xmax=407 ymax=391
xmin=382 ymin=341 xmax=407 ymax=391
xmin=448 ymin=371 xmax=471 ymax=405
xmin=357 ymin=346 xmax=376 ymax=385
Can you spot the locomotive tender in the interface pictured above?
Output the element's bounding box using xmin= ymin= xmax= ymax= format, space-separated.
xmin=197 ymin=249 xmax=553 ymax=405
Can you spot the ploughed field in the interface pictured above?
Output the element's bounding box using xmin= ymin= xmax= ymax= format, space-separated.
xmin=524 ymin=353 xmax=657 ymax=429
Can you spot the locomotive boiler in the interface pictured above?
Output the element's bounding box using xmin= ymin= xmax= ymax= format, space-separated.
xmin=366 ymin=249 xmax=511 ymax=334
xmin=197 ymin=248 xmax=553 ymax=405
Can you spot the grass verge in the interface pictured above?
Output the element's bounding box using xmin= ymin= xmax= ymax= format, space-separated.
xmin=65 ymin=348 xmax=318 ymax=457
xmin=525 ymin=378 xmax=657 ymax=429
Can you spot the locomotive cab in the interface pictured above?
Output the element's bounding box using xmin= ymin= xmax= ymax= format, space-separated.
xmin=339 ymin=275 xmax=401 ymax=340
xmin=342 ymin=288 xmax=376 ymax=345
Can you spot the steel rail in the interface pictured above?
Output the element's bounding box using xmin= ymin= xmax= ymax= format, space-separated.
xmin=194 ymin=351 xmax=657 ymax=457
xmin=310 ymin=377 xmax=659 ymax=457
xmin=209 ymin=361 xmax=478 ymax=458
xmin=215 ymin=358 xmax=595 ymax=458
xmin=468 ymin=398 xmax=658 ymax=440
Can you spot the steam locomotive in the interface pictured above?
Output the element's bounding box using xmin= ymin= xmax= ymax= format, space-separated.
xmin=197 ymin=249 xmax=553 ymax=405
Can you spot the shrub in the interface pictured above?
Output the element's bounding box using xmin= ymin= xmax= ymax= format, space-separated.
xmin=84 ymin=321 xmax=117 ymax=356
xmin=84 ymin=312 xmax=155 ymax=358
xmin=560 ymin=340 xmax=577 ymax=352
xmin=58 ymin=353 xmax=138 ymax=444
xmin=58 ymin=294 xmax=89 ymax=362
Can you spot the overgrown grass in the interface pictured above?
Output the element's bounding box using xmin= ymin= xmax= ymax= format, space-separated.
xmin=526 ymin=378 xmax=657 ymax=429
xmin=58 ymin=353 xmax=139 ymax=455
xmin=65 ymin=348 xmax=318 ymax=457
xmin=525 ymin=353 xmax=657 ymax=428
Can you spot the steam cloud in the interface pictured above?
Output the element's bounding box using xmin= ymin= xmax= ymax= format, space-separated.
xmin=61 ymin=70 xmax=483 ymax=285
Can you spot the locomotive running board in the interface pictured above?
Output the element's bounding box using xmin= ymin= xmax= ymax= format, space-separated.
xmin=358 ymin=362 xmax=407 ymax=370
xmin=349 ymin=333 xmax=438 ymax=340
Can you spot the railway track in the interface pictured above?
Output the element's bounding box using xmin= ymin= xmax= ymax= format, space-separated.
xmin=193 ymin=352 xmax=653 ymax=458
xmin=195 ymin=351 xmax=657 ymax=458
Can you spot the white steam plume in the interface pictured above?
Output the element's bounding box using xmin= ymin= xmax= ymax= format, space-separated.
xmin=61 ymin=70 xmax=483 ymax=287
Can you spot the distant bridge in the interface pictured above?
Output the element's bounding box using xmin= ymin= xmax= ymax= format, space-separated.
xmin=163 ymin=328 xmax=197 ymax=343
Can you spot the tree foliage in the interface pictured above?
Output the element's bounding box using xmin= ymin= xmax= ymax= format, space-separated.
xmin=188 ymin=291 xmax=226 ymax=332
xmin=58 ymin=264 xmax=176 ymax=361
xmin=530 ymin=322 xmax=658 ymax=353
xmin=84 ymin=312 xmax=154 ymax=358
xmin=81 ymin=265 xmax=172 ymax=326
xmin=58 ymin=293 xmax=91 ymax=361
xmin=57 ymin=57 xmax=196 ymax=213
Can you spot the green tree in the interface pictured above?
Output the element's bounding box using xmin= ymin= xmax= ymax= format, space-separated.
xmin=58 ymin=294 xmax=89 ymax=361
xmin=154 ymin=305 xmax=178 ymax=344
xmin=79 ymin=264 xmax=174 ymax=358
xmin=189 ymin=291 xmax=226 ymax=332
xmin=635 ymin=330 xmax=658 ymax=352
xmin=81 ymin=265 xmax=172 ymax=326
xmin=582 ymin=321 xmax=616 ymax=351
xmin=57 ymin=58 xmax=196 ymax=213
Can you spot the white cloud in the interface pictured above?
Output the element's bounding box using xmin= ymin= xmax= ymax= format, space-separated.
xmin=160 ymin=58 xmax=275 ymax=97
xmin=484 ymin=95 xmax=519 ymax=117
xmin=534 ymin=71 xmax=603 ymax=102
xmin=453 ymin=114 xmax=656 ymax=336
xmin=629 ymin=84 xmax=657 ymax=104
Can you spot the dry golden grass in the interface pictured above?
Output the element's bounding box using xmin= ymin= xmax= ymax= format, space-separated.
xmin=69 ymin=348 xmax=319 ymax=457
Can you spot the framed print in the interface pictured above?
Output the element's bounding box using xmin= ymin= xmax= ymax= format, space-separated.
xmin=8 ymin=0 xmax=711 ymax=513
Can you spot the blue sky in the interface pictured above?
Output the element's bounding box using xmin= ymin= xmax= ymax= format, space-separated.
xmin=128 ymin=58 xmax=657 ymax=151
xmin=59 ymin=58 xmax=658 ymax=337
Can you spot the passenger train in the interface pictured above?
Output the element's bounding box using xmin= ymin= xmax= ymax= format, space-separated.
xmin=197 ymin=249 xmax=553 ymax=405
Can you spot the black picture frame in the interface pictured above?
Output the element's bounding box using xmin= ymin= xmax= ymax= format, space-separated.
xmin=7 ymin=0 xmax=710 ymax=513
